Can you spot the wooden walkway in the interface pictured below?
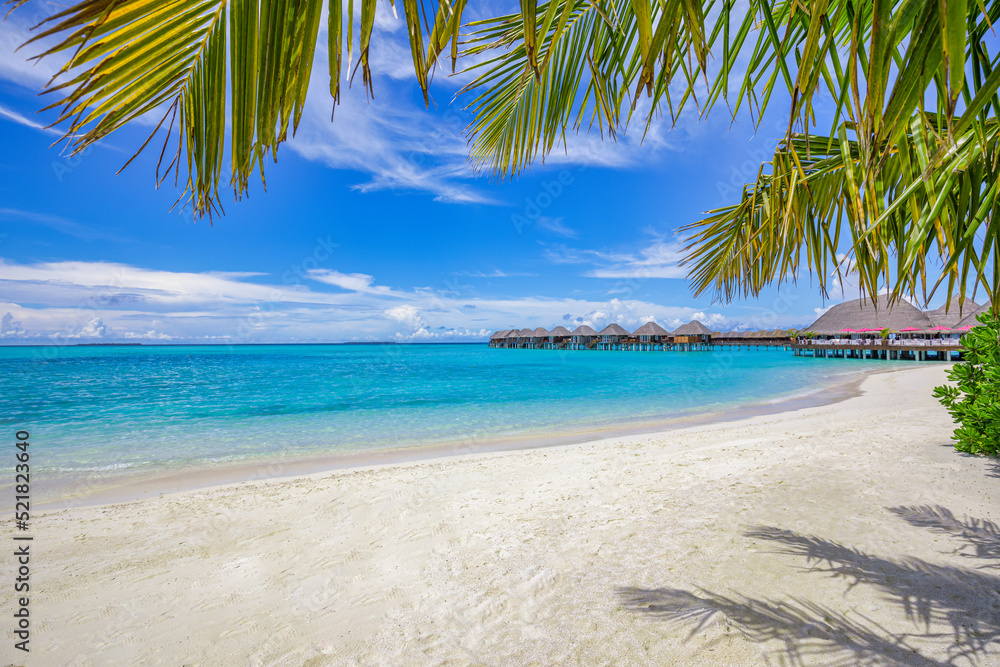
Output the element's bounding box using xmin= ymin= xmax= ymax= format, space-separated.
xmin=791 ymin=342 xmax=959 ymax=361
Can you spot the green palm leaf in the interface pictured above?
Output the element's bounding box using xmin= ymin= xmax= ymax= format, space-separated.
xmin=7 ymin=0 xmax=469 ymax=218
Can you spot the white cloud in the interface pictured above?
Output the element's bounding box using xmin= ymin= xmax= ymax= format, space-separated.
xmin=556 ymin=298 xmax=724 ymax=332
xmin=690 ymin=311 xmax=729 ymax=329
xmin=813 ymin=304 xmax=834 ymax=318
xmin=546 ymin=238 xmax=688 ymax=280
xmin=0 ymin=258 xmax=747 ymax=343
xmin=0 ymin=10 xmax=63 ymax=89
xmin=0 ymin=0 xmax=692 ymax=204
xmin=0 ymin=311 xmax=24 ymax=337
xmin=59 ymin=317 xmax=110 ymax=340
xmin=0 ymin=103 xmax=58 ymax=136
xmin=307 ymin=269 xmax=403 ymax=296
xmin=459 ymin=269 xmax=537 ymax=278
xmin=534 ymin=216 xmax=578 ymax=238
xmin=385 ymin=304 xmax=425 ymax=329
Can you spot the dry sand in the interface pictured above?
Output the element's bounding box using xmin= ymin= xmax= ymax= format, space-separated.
xmin=3 ymin=364 xmax=999 ymax=666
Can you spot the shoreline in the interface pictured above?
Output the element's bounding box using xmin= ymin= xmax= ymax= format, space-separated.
xmin=33 ymin=364 xmax=905 ymax=510
xmin=16 ymin=363 xmax=999 ymax=666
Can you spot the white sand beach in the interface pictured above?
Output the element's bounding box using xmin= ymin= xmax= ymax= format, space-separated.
xmin=5 ymin=364 xmax=999 ymax=665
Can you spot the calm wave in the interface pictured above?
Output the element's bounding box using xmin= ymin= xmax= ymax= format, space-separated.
xmin=0 ymin=344 xmax=897 ymax=500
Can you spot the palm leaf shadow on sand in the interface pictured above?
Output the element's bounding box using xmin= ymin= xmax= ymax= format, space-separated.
xmin=619 ymin=586 xmax=943 ymax=666
xmin=619 ymin=507 xmax=1000 ymax=666
xmin=889 ymin=505 xmax=1000 ymax=564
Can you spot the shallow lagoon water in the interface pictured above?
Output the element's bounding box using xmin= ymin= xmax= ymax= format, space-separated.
xmin=0 ymin=343 xmax=898 ymax=499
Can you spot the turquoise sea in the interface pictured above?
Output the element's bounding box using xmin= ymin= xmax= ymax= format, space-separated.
xmin=0 ymin=344 xmax=897 ymax=502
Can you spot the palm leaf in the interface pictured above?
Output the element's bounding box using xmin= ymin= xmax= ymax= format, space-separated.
xmin=8 ymin=0 xmax=467 ymax=219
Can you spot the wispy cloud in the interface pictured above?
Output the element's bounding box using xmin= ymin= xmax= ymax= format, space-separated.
xmin=0 ymin=10 xmax=63 ymax=90
xmin=0 ymin=0 xmax=691 ymax=204
xmin=307 ymin=269 xmax=406 ymax=297
xmin=543 ymin=238 xmax=688 ymax=280
xmin=0 ymin=208 xmax=131 ymax=242
xmin=0 ymin=258 xmax=738 ymax=342
xmin=543 ymin=245 xmax=620 ymax=265
xmin=585 ymin=240 xmax=688 ymax=279
xmin=458 ymin=269 xmax=537 ymax=278
xmin=535 ymin=216 xmax=578 ymax=238
xmin=0 ymin=103 xmax=58 ymax=136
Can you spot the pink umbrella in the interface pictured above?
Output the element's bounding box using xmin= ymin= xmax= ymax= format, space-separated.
xmin=955 ymin=325 xmax=973 ymax=330
xmin=858 ymin=328 xmax=883 ymax=332
xmin=898 ymin=327 xmax=921 ymax=332
xmin=928 ymin=326 xmax=952 ymax=331
xmin=839 ymin=328 xmax=858 ymax=332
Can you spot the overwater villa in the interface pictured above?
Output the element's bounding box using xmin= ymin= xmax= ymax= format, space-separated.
xmin=791 ymin=295 xmax=982 ymax=361
xmin=543 ymin=326 xmax=572 ymax=349
xmin=632 ymin=321 xmax=670 ymax=350
xmin=568 ymin=325 xmax=597 ymax=350
xmin=671 ymin=320 xmax=714 ymax=351
xmin=596 ymin=323 xmax=631 ymax=350
xmin=488 ymin=295 xmax=988 ymax=361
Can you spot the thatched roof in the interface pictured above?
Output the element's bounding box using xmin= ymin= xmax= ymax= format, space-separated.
xmin=530 ymin=327 xmax=549 ymax=337
xmin=632 ymin=321 xmax=670 ymax=336
xmin=549 ymin=326 xmax=572 ymax=336
xmin=490 ymin=330 xmax=510 ymax=340
xmin=925 ymin=296 xmax=980 ymax=328
xmin=571 ymin=325 xmax=597 ymax=336
xmin=598 ymin=323 xmax=630 ymax=336
xmin=503 ymin=330 xmax=519 ymax=338
xmin=672 ymin=320 xmax=713 ymax=336
xmin=954 ymin=301 xmax=993 ymax=329
xmin=518 ymin=328 xmax=534 ymax=336
xmin=804 ymin=295 xmax=932 ymax=334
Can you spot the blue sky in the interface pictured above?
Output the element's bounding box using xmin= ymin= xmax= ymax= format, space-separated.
xmin=0 ymin=3 xmax=890 ymax=344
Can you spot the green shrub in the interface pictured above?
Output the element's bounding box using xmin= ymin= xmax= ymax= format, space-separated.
xmin=933 ymin=312 xmax=1000 ymax=457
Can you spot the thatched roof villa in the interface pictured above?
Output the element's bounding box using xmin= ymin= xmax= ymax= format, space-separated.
xmin=488 ymin=295 xmax=989 ymax=361
xmin=530 ymin=327 xmax=550 ymax=345
xmin=792 ymin=295 xmax=990 ymax=361
xmin=633 ymin=321 xmax=670 ymax=339
xmin=671 ymin=320 xmax=713 ymax=350
xmin=631 ymin=321 xmax=671 ymax=350
xmin=805 ymin=295 xmax=933 ymax=335
xmin=596 ymin=323 xmax=631 ymax=350
xmin=672 ymin=320 xmax=713 ymax=336
xmin=598 ymin=323 xmax=630 ymax=337
xmin=544 ymin=326 xmax=572 ymax=349
xmin=926 ymin=296 xmax=980 ymax=328
xmin=568 ymin=325 xmax=598 ymax=350
xmin=954 ymin=301 xmax=992 ymax=329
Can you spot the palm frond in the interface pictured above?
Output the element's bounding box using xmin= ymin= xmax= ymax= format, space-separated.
xmin=8 ymin=0 xmax=470 ymax=219
xmin=681 ymin=112 xmax=1000 ymax=307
